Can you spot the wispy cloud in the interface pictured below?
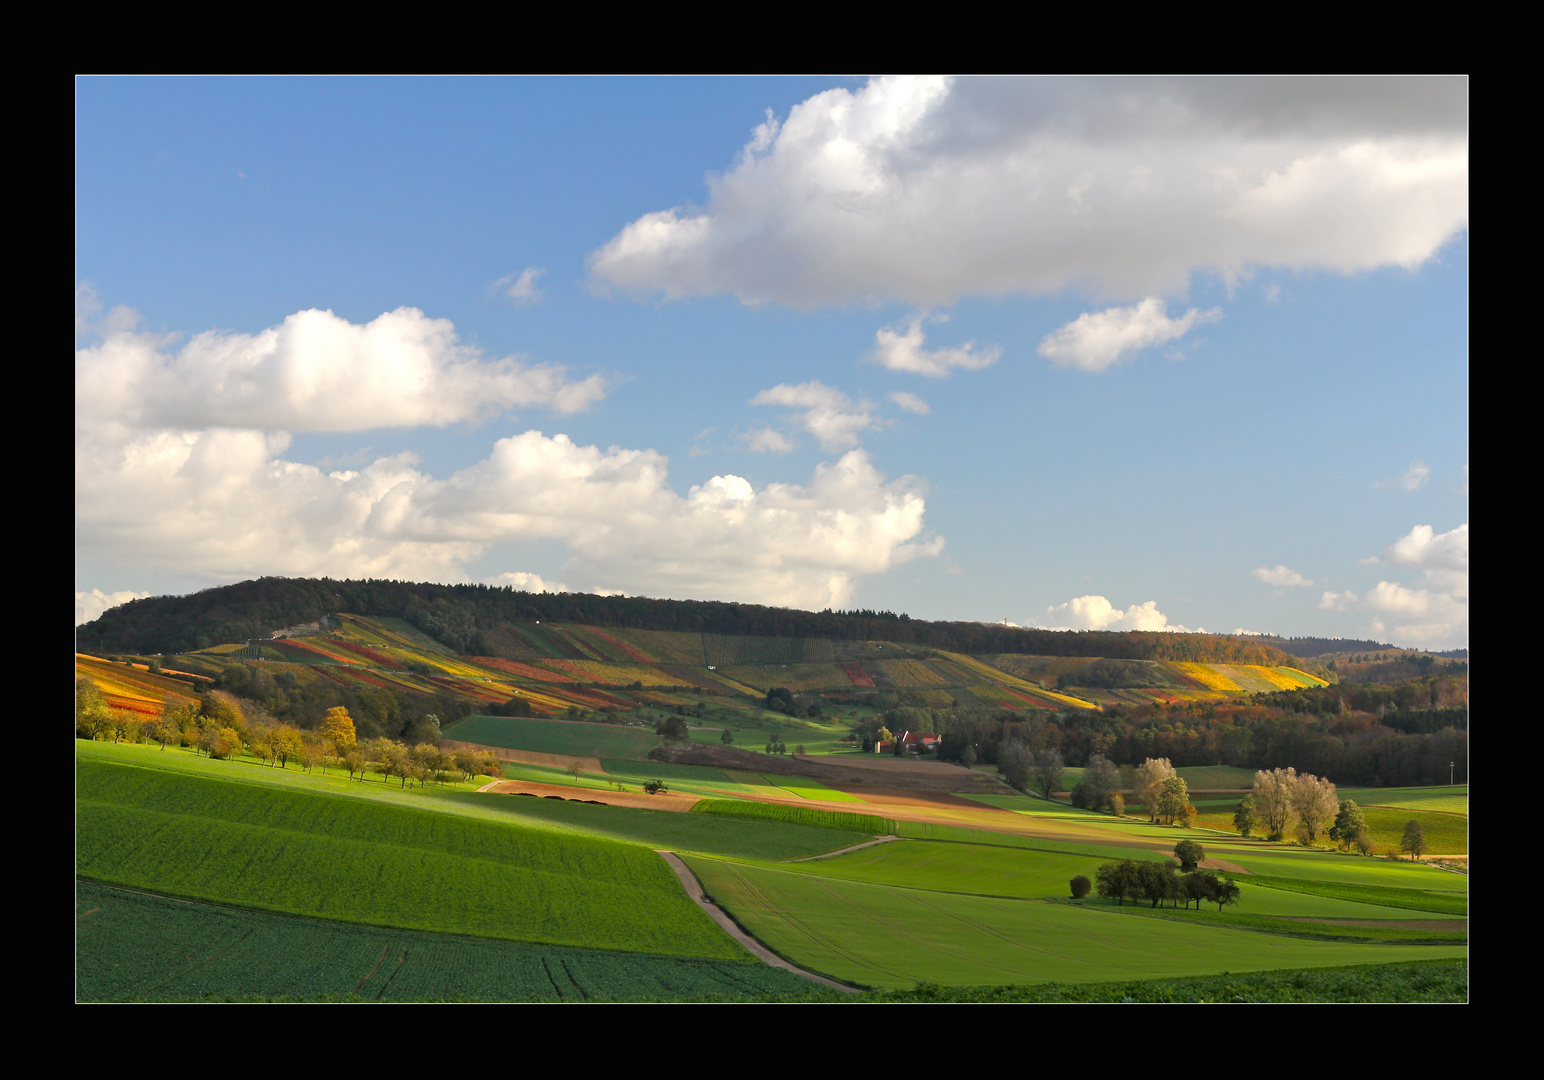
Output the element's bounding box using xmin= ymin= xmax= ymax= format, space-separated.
xmin=492 ymin=267 xmax=547 ymax=305
xmin=750 ymin=381 xmax=883 ymax=451
xmin=870 ymin=311 xmax=1000 ymax=377
xmin=1038 ymin=298 xmax=1222 ymax=372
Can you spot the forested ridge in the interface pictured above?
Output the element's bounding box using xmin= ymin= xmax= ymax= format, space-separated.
xmin=76 ymin=576 xmax=1304 ymax=666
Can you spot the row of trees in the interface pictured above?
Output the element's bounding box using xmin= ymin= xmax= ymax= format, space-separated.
xmin=1093 ymin=859 xmax=1241 ymax=911
xmin=76 ymin=686 xmax=503 ymax=788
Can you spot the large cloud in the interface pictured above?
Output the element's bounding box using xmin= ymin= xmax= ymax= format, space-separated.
xmin=75 ymin=423 xmax=939 ymax=612
xmin=76 ymin=304 xmax=605 ymax=434
xmin=589 ymin=76 xmax=1468 ymax=307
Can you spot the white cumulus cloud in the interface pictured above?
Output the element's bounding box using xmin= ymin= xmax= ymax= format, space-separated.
xmin=76 ymin=303 xmax=605 ymax=434
xmin=1321 ymin=522 xmax=1468 ymax=646
xmin=75 ymin=420 xmax=940 ymax=612
xmin=589 ymin=76 xmax=1468 ymax=308
xmin=1040 ymin=595 xmax=1191 ymax=632
xmin=1038 ymin=298 xmax=1222 ymax=372
xmin=889 ymin=391 xmax=930 ymax=415
xmin=870 ymin=311 xmax=1000 ymax=377
xmin=750 ymin=381 xmax=883 ymax=451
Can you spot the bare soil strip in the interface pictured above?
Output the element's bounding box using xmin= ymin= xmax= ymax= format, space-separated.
xmin=796 ymin=754 xmax=977 ymax=776
xmin=789 ymin=836 xmax=899 ymax=862
xmin=441 ymin=740 xmax=603 ymax=774
xmin=654 ymin=851 xmax=857 ymax=993
xmin=481 ymin=779 xmax=699 ymax=812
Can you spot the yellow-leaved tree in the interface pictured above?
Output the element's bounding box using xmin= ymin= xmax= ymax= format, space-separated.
xmin=322 ymin=706 xmax=357 ymax=757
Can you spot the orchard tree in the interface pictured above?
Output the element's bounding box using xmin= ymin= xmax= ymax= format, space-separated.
xmin=1135 ymin=758 xmax=1176 ymax=823
xmin=1252 ymin=767 xmax=1297 ymax=841
xmin=1156 ymin=776 xmax=1191 ymax=825
xmin=1401 ymin=820 xmax=1428 ymax=860
xmin=322 ymin=707 xmax=357 ymax=756
xmin=1032 ymin=748 xmax=1065 ymax=799
xmin=1081 ymin=754 xmax=1120 ymax=811
xmin=1290 ymin=772 xmax=1340 ymax=845
xmin=1174 ymin=840 xmax=1205 ymax=872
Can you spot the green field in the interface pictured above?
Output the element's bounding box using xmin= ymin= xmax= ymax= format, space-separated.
xmin=682 ymin=856 xmax=1464 ymax=990
xmin=1338 ymin=785 xmax=1468 ymax=816
xmin=76 ymin=881 xmax=817 ymax=1002
xmin=442 ymin=715 xmax=661 ymax=759
xmin=764 ymin=774 xmax=867 ymax=802
xmin=77 ymin=737 xmax=1467 ymax=1000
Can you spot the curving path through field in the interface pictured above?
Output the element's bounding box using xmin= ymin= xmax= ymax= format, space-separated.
xmin=655 ymin=851 xmax=858 ymax=993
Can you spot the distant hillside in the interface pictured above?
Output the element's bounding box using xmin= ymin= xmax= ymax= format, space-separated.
xmin=76 ymin=577 xmax=1304 ymax=667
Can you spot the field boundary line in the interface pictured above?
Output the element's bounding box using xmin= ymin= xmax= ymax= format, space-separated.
xmin=788 ymin=836 xmax=899 ymax=862
xmin=654 ymin=851 xmax=858 ymax=993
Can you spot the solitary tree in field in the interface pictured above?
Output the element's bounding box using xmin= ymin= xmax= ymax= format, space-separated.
xmin=1082 ymin=754 xmax=1120 ymax=811
xmin=1032 ymin=748 xmax=1065 ymax=799
xmin=721 ymin=728 xmax=733 ymax=745
xmin=1330 ymin=800 xmax=1368 ymax=850
xmin=1174 ymin=840 xmax=1204 ymax=872
xmin=1402 ymin=819 xmax=1428 ymax=860
xmin=1252 ymin=768 xmax=1297 ymax=841
xmin=1233 ymin=795 xmax=1257 ymax=837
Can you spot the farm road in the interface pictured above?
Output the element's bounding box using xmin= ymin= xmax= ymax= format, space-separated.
xmin=655 ymin=851 xmax=858 ymax=993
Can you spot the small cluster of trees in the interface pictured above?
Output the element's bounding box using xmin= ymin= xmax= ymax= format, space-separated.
xmin=1129 ymin=758 xmax=1197 ymax=826
xmin=1234 ymin=767 xmax=1340 ymax=844
xmin=1094 ymin=858 xmax=1241 ymax=911
xmin=1069 ymin=754 xmax=1121 ymax=812
xmin=997 ymin=742 xmax=1064 ymax=797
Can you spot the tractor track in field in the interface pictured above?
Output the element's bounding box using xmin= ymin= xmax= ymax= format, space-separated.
xmin=655 ymin=851 xmax=858 ymax=993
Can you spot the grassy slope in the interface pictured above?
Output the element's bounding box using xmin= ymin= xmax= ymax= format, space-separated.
xmin=78 ymin=757 xmax=740 ymax=959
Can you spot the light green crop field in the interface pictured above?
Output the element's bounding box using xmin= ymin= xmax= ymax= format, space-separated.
xmin=442 ymin=715 xmax=661 ymax=759
xmin=682 ymin=857 xmax=1464 ymax=990
xmin=1338 ymin=785 xmax=1468 ymax=816
xmin=764 ymin=774 xmax=867 ymax=802
xmin=1360 ymin=807 xmax=1468 ymax=855
xmin=78 ymin=757 xmax=741 ymax=959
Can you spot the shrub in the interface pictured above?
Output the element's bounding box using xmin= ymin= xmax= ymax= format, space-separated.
xmin=1070 ymin=875 xmax=1092 ymax=899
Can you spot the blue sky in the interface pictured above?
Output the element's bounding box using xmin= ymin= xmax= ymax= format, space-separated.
xmin=75 ymin=77 xmax=1468 ymax=648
